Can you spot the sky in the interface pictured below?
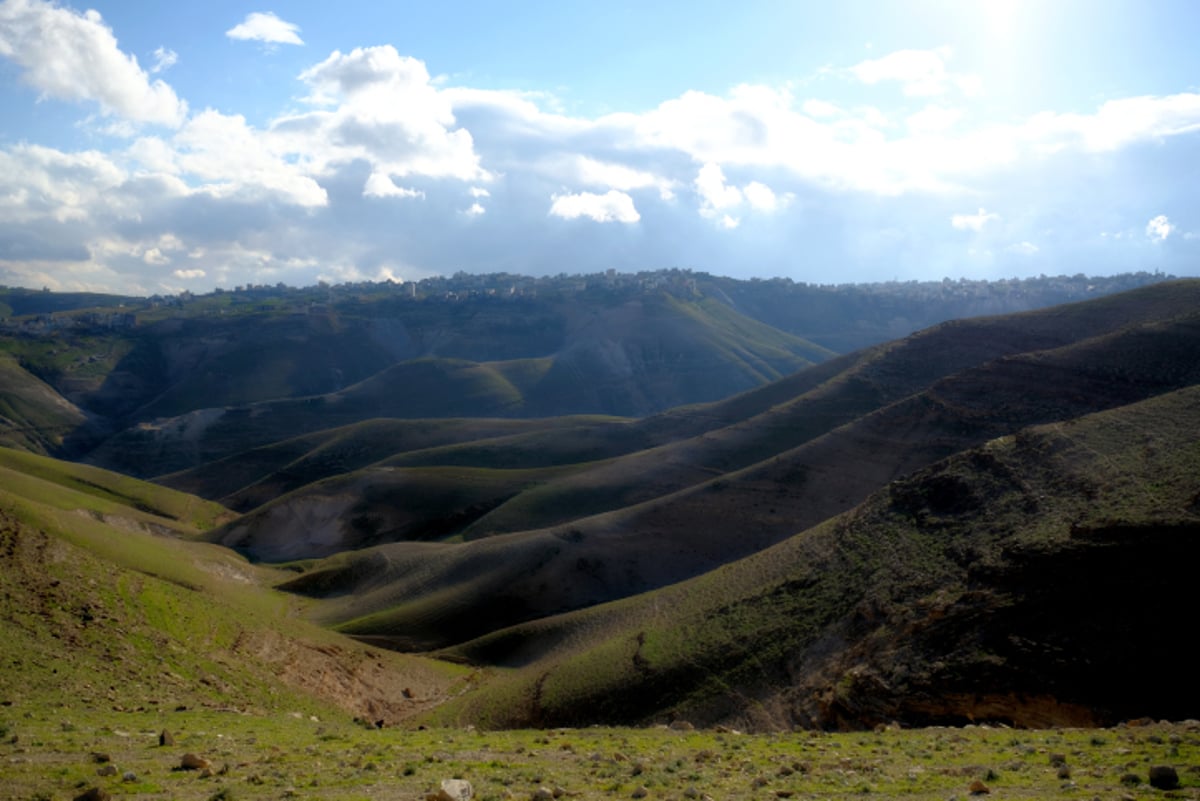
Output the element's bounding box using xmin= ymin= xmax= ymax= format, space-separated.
xmin=1 ymin=0 xmax=1199 ymax=295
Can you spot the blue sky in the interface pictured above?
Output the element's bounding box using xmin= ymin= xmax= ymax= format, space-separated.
xmin=1 ymin=0 xmax=1199 ymax=294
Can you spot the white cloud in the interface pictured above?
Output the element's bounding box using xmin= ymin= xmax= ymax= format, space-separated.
xmin=802 ymin=99 xmax=841 ymax=118
xmin=463 ymin=202 xmax=485 ymax=216
xmin=907 ymin=105 xmax=962 ymax=134
xmin=1006 ymin=241 xmax=1039 ymax=255
xmin=150 ymin=46 xmax=177 ymax=74
xmin=575 ymin=156 xmax=676 ymax=200
xmin=951 ymin=208 xmax=1000 ymax=231
xmin=469 ymin=186 xmax=491 ymax=198
xmin=225 ymin=11 xmax=303 ymax=46
xmin=1024 ymin=93 xmax=1200 ymax=153
xmin=848 ymin=47 xmax=979 ymax=98
xmin=549 ymin=190 xmax=639 ymax=223
xmin=0 ymin=0 xmax=187 ymax=126
xmin=174 ymin=109 xmax=328 ymax=207
xmin=694 ymin=164 xmax=790 ymax=223
xmin=286 ymin=46 xmax=488 ymax=185
xmin=695 ymin=163 xmax=743 ymax=217
xmin=1146 ymin=214 xmax=1174 ymax=242
xmin=172 ymin=268 xmax=206 ymax=279
xmin=363 ymin=172 xmax=424 ymax=199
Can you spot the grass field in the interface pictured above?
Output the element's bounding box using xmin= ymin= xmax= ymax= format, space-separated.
xmin=1 ymin=709 xmax=1196 ymax=800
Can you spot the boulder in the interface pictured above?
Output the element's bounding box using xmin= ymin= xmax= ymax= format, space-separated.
xmin=434 ymin=778 xmax=474 ymax=801
xmin=1148 ymin=766 xmax=1180 ymax=790
xmin=180 ymin=753 xmax=211 ymax=771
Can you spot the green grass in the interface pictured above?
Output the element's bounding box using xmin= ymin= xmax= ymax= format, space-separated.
xmin=0 ymin=711 xmax=1195 ymax=801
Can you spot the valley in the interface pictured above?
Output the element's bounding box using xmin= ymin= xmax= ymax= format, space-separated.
xmin=1 ymin=271 xmax=1198 ymax=798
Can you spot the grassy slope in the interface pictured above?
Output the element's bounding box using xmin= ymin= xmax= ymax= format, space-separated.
xmin=429 ymin=385 xmax=1200 ymax=730
xmin=0 ymin=447 xmax=469 ymax=736
xmin=275 ymin=285 xmax=1200 ymax=649
xmin=83 ymin=294 xmax=830 ymax=479
xmin=0 ymin=352 xmax=93 ymax=454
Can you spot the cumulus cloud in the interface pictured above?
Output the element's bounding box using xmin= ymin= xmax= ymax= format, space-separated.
xmin=1146 ymin=214 xmax=1174 ymax=242
xmin=172 ymin=268 xmax=206 ymax=279
xmin=0 ymin=0 xmax=186 ymax=126
xmin=951 ymin=208 xmax=1000 ymax=231
xmin=849 ymin=47 xmax=979 ymax=97
xmin=363 ymin=172 xmax=424 ymax=199
xmin=549 ymin=190 xmax=640 ymax=223
xmin=225 ymin=11 xmax=303 ymax=46
xmin=1006 ymin=241 xmax=1039 ymax=255
xmin=285 ymin=46 xmax=488 ymax=189
xmin=695 ymin=164 xmax=790 ymax=224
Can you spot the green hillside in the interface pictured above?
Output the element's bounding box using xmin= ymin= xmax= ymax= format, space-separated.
xmin=266 ymin=284 xmax=1200 ymax=649
xmin=0 ymin=447 xmax=468 ymax=733
xmin=429 ymin=385 xmax=1200 ymax=729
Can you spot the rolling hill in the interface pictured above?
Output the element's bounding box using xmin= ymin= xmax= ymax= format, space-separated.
xmin=231 ymin=282 xmax=1200 ymax=656
xmin=2 ymin=276 xmax=1198 ymax=733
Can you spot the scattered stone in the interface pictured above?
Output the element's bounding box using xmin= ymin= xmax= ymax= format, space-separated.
xmin=1119 ymin=772 xmax=1141 ymax=786
xmin=532 ymin=787 xmax=554 ymax=801
xmin=1056 ymin=765 xmax=1071 ymax=780
xmin=159 ymin=729 xmax=175 ymax=746
xmin=90 ymin=752 xmax=112 ymax=763
xmin=551 ymin=787 xmax=566 ymax=798
xmin=122 ymin=771 xmax=137 ymax=783
xmin=198 ymin=767 xmax=214 ymax=779
xmin=631 ymin=787 xmax=648 ymax=799
xmin=1148 ymin=766 xmax=1180 ymax=790
xmin=74 ymin=788 xmax=110 ymax=801
xmin=683 ymin=787 xmax=699 ymax=799
xmin=434 ymin=778 xmax=474 ymax=801
xmin=669 ymin=720 xmax=695 ymax=732
xmin=96 ymin=764 xmax=118 ymax=777
xmin=1048 ymin=753 xmax=1067 ymax=767
xmin=968 ymin=779 xmax=990 ymax=795
xmin=180 ymin=753 xmax=212 ymax=771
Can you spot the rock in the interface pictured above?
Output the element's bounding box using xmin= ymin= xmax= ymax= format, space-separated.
xmin=631 ymin=787 xmax=648 ymax=799
xmin=1056 ymin=765 xmax=1071 ymax=779
xmin=96 ymin=764 xmax=118 ymax=777
xmin=968 ymin=779 xmax=990 ymax=795
xmin=159 ymin=729 xmax=174 ymax=746
xmin=669 ymin=720 xmax=695 ymax=731
xmin=1048 ymin=753 xmax=1067 ymax=767
xmin=1148 ymin=766 xmax=1180 ymax=790
xmin=90 ymin=752 xmax=112 ymax=763
xmin=122 ymin=771 xmax=137 ymax=782
xmin=180 ymin=752 xmax=211 ymax=771
xmin=74 ymin=788 xmax=110 ymax=801
xmin=436 ymin=778 xmax=474 ymax=801
xmin=532 ymin=787 xmax=554 ymax=801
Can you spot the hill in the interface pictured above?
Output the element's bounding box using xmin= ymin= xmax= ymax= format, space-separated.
xmin=428 ymin=384 xmax=1200 ymax=730
xmin=0 ymin=446 xmax=468 ymax=729
xmin=256 ymin=282 xmax=1200 ymax=652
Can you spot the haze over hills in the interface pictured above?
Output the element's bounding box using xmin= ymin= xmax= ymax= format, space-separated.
xmin=1 ymin=273 xmax=1197 ymax=732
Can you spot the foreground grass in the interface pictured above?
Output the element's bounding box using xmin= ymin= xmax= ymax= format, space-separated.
xmin=1 ymin=709 xmax=1197 ymax=801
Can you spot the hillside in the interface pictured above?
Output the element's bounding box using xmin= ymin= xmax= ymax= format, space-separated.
xmin=428 ymin=384 xmax=1200 ymax=730
xmin=0 ymin=447 xmax=468 ymax=728
xmin=2 ymin=278 xmax=1198 ymax=735
xmin=256 ymin=282 xmax=1200 ymax=652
